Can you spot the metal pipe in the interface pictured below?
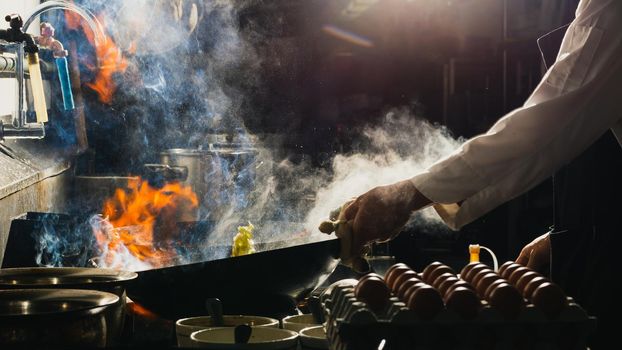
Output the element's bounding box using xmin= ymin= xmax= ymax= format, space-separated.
xmin=14 ymin=43 xmax=25 ymax=128
xmin=1 ymin=121 xmax=45 ymax=139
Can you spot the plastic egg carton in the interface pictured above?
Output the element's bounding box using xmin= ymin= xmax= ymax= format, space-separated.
xmin=321 ymin=282 xmax=596 ymax=350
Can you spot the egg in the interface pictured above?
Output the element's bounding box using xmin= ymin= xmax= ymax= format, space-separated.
xmin=523 ymin=276 xmax=549 ymax=300
xmin=392 ymin=270 xmax=420 ymax=292
xmin=393 ymin=277 xmax=420 ymax=300
xmin=402 ymin=281 xmax=427 ymax=303
xmin=431 ymin=272 xmax=455 ymax=289
xmin=488 ymin=282 xmax=524 ymax=319
xmin=383 ymin=263 xmax=409 ymax=280
xmin=484 ymin=279 xmax=508 ymax=300
xmin=445 ymin=286 xmax=482 ymax=320
xmin=407 ymin=285 xmax=444 ymax=320
xmin=475 ymin=272 xmax=502 ymax=299
xmin=507 ymin=266 xmax=531 ymax=286
xmin=471 ymin=268 xmax=495 ymax=288
xmin=355 ymin=273 xmax=385 ymax=295
xmin=446 ymin=280 xmax=476 ymax=298
xmin=421 ymin=262 xmax=444 ymax=282
xmin=459 ymin=262 xmax=486 ymax=280
xmin=463 ymin=264 xmax=490 ymax=283
xmin=515 ymin=271 xmax=541 ymax=294
xmin=354 ymin=276 xmax=391 ymax=313
xmin=497 ymin=261 xmax=516 ymax=277
xmin=438 ymin=276 xmax=460 ymax=297
xmin=385 ymin=266 xmax=412 ymax=290
xmin=426 ymin=265 xmax=456 ymax=285
xmin=500 ymin=263 xmax=522 ymax=280
xmin=531 ymin=282 xmax=567 ymax=319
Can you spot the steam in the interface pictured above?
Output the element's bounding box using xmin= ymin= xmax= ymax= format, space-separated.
xmin=304 ymin=109 xmax=464 ymax=234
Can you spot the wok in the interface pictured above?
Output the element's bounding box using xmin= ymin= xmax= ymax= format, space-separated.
xmin=126 ymin=236 xmax=341 ymax=320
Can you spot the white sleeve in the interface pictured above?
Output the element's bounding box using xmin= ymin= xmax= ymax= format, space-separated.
xmin=411 ymin=0 xmax=622 ymax=230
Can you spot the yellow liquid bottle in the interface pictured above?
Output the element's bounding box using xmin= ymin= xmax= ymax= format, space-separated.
xmin=27 ymin=52 xmax=48 ymax=123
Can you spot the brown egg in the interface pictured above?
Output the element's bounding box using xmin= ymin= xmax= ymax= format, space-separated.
xmin=515 ymin=271 xmax=541 ymax=294
xmin=508 ymin=266 xmax=531 ymax=286
xmin=446 ymin=280 xmax=476 ymax=297
xmin=354 ymin=276 xmax=391 ymax=313
xmin=421 ymin=262 xmax=444 ymax=282
xmin=501 ymin=263 xmax=522 ymax=280
xmin=384 ymin=263 xmax=409 ymax=280
xmin=432 ymin=272 xmax=455 ymax=289
xmin=523 ymin=276 xmax=549 ymax=300
xmin=445 ymin=286 xmax=481 ymax=320
xmin=488 ymin=282 xmax=524 ymax=319
xmin=427 ymin=265 xmax=456 ymax=285
xmin=463 ymin=264 xmax=490 ymax=283
xmin=475 ymin=272 xmax=502 ymax=299
xmin=392 ymin=270 xmax=420 ymax=292
xmin=459 ymin=262 xmax=486 ymax=280
xmin=385 ymin=266 xmax=412 ymax=290
xmin=438 ymin=276 xmax=460 ymax=297
xmin=407 ymin=285 xmax=444 ymax=320
xmin=471 ymin=268 xmax=495 ymax=288
xmin=497 ymin=261 xmax=516 ymax=277
xmin=396 ymin=277 xmax=423 ymax=301
xmin=531 ymin=282 xmax=567 ymax=319
xmin=402 ymin=281 xmax=427 ymax=303
xmin=355 ymin=273 xmax=385 ymax=295
xmin=484 ymin=279 xmax=508 ymax=300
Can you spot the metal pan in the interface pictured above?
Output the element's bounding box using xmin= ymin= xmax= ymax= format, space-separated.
xmin=125 ymin=237 xmax=341 ymax=320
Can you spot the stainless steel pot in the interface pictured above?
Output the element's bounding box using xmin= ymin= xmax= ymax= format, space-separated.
xmin=0 ymin=288 xmax=119 ymax=347
xmin=0 ymin=267 xmax=137 ymax=346
xmin=159 ymin=147 xmax=258 ymax=221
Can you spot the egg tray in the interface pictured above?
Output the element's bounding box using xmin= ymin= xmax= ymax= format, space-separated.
xmin=321 ymin=287 xmax=596 ymax=350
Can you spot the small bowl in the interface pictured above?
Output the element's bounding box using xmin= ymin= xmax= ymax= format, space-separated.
xmin=190 ymin=327 xmax=298 ymax=349
xmin=281 ymin=314 xmax=319 ymax=333
xmin=299 ymin=325 xmax=329 ymax=350
xmin=176 ymin=315 xmax=279 ymax=347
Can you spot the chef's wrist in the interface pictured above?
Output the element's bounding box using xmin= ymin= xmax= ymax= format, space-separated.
xmin=395 ymin=179 xmax=433 ymax=212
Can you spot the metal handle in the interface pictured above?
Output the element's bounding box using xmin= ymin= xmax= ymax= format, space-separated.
xmin=205 ymin=298 xmax=224 ymax=327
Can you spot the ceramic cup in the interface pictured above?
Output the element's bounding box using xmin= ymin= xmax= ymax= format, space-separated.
xmin=176 ymin=315 xmax=279 ymax=347
xmin=190 ymin=326 xmax=298 ymax=349
xmin=281 ymin=314 xmax=319 ymax=333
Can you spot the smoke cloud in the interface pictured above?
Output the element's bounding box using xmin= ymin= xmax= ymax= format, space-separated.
xmin=28 ymin=1 xmax=467 ymax=271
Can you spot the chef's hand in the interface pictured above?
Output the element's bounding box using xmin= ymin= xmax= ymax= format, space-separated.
xmin=343 ymin=180 xmax=432 ymax=250
xmin=515 ymin=232 xmax=551 ymax=272
xmin=319 ymin=180 xmax=432 ymax=272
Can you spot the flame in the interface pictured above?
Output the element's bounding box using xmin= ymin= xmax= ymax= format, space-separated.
xmin=85 ymin=17 xmax=128 ymax=104
xmin=127 ymin=301 xmax=159 ymax=320
xmin=64 ymin=6 xmax=128 ymax=104
xmin=93 ymin=178 xmax=198 ymax=271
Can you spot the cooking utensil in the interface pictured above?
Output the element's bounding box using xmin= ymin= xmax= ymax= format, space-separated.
xmin=235 ymin=324 xmax=253 ymax=344
xmin=0 ymin=267 xmax=138 ymax=345
xmin=0 ymin=288 xmax=119 ymax=347
xmin=126 ymin=237 xmax=340 ymax=320
xmin=206 ymin=298 xmax=224 ymax=326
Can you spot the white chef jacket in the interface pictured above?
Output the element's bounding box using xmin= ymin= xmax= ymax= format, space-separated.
xmin=410 ymin=0 xmax=622 ymax=230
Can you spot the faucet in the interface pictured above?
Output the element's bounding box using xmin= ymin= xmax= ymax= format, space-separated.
xmin=0 ymin=0 xmax=104 ymax=140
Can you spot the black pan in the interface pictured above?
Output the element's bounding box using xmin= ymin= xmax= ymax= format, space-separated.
xmin=125 ymin=237 xmax=341 ymax=320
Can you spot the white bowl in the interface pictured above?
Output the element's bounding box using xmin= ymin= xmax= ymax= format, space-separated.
xmin=190 ymin=327 xmax=298 ymax=349
xmin=281 ymin=314 xmax=319 ymax=333
xmin=299 ymin=326 xmax=329 ymax=350
xmin=176 ymin=315 xmax=279 ymax=347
